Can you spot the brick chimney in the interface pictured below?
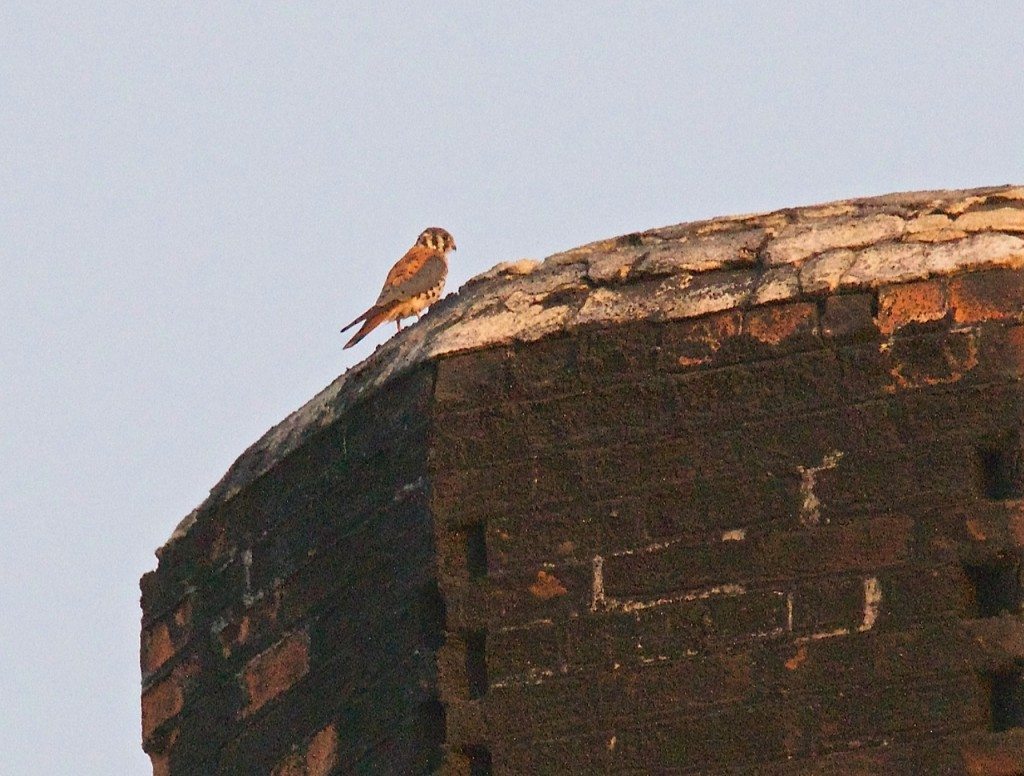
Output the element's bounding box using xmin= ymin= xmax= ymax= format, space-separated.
xmin=141 ymin=186 xmax=1024 ymax=774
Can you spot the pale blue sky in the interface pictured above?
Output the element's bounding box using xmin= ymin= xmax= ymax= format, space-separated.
xmin=2 ymin=3 xmax=1022 ymax=773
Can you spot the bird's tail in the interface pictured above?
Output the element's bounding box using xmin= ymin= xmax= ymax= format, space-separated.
xmin=342 ymin=306 xmax=391 ymax=349
xmin=340 ymin=307 xmax=371 ymax=333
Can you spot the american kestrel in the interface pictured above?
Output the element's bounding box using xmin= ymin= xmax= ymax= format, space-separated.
xmin=341 ymin=227 xmax=456 ymax=349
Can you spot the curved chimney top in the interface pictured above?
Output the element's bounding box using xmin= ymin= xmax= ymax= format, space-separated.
xmin=163 ymin=184 xmax=1024 ymax=550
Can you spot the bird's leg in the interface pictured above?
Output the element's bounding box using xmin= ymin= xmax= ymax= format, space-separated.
xmin=396 ymin=320 xmax=402 ymax=332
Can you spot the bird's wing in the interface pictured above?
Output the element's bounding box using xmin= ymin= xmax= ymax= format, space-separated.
xmin=374 ymin=246 xmax=448 ymax=306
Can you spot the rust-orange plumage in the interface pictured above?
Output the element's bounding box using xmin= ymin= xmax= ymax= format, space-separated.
xmin=341 ymin=227 xmax=456 ymax=349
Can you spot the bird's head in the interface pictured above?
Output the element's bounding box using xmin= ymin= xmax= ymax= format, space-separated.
xmin=417 ymin=227 xmax=457 ymax=254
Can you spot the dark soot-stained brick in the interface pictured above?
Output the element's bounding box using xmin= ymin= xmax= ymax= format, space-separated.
xmin=147 ymin=252 xmax=1024 ymax=774
xmin=821 ymin=292 xmax=878 ymax=339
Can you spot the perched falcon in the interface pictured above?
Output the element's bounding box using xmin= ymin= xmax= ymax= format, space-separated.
xmin=341 ymin=227 xmax=456 ymax=349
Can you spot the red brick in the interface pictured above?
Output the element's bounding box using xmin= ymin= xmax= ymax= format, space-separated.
xmin=661 ymin=310 xmax=742 ymax=366
xmin=271 ymin=725 xmax=338 ymax=776
xmin=529 ymin=570 xmax=568 ymax=600
xmin=141 ymin=623 xmax=175 ymax=675
xmin=962 ymin=731 xmax=1024 ymax=776
xmin=950 ymin=268 xmax=1024 ymax=324
xmin=745 ymin=302 xmax=818 ymax=345
xmin=240 ymin=630 xmax=309 ymax=717
xmin=876 ymin=279 xmax=947 ymax=335
xmin=149 ymin=752 xmax=170 ymax=776
xmin=305 ymin=725 xmax=338 ymax=776
xmin=141 ymin=656 xmax=199 ymax=741
xmin=173 ymin=595 xmax=193 ymax=628
xmin=141 ymin=596 xmax=193 ymax=675
xmin=216 ymin=590 xmax=282 ymax=659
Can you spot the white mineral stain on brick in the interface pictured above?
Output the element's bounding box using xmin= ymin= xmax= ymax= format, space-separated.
xmin=394 ymin=477 xmax=426 ymax=501
xmin=753 ymin=266 xmax=801 ymax=304
xmin=592 ymin=552 xmax=751 ymax=613
xmin=495 ymin=619 xmax=553 ymax=634
xmin=482 ymin=258 xmax=540 ymax=278
xmin=906 ymin=213 xmax=955 ymax=234
xmin=795 ymin=627 xmax=852 ymax=644
xmin=618 ymin=584 xmax=745 ymax=614
xmin=799 ymin=248 xmax=858 ymax=293
xmin=904 ymin=229 xmax=968 ymax=244
xmin=842 ymin=233 xmax=1024 ymax=288
xmin=954 ymin=208 xmax=1024 ymax=233
xmin=639 ymin=655 xmax=669 ymax=665
xmin=752 ymin=626 xmax=790 ymax=639
xmin=431 ymin=302 xmax=574 ymax=354
xmin=489 ymin=667 xmax=556 ymax=689
xmin=632 ymin=229 xmax=766 ymax=276
xmin=795 ymin=576 xmax=883 ymax=644
xmin=766 ymin=214 xmax=906 ymax=266
xmin=590 ymin=555 xmax=606 ymax=612
xmin=859 ymin=576 xmax=882 ymax=632
xmin=796 ymin=450 xmax=844 ymax=527
xmin=241 ymin=548 xmax=255 ymax=606
xmin=609 ymin=536 xmax=687 ymax=557
xmin=904 ymin=214 xmax=968 ymax=243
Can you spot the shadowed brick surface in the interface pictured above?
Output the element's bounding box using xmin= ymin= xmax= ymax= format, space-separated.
xmin=142 ymin=187 xmax=1024 ymax=774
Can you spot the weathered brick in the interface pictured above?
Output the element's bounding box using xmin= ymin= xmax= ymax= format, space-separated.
xmin=485 ymin=651 xmax=751 ymax=739
xmin=790 ymin=575 xmax=866 ymax=637
xmin=763 ymin=738 xmax=965 ymax=775
xmin=876 ymin=278 xmax=948 ymax=334
xmin=659 ymin=310 xmax=743 ymax=367
xmin=955 ymin=206 xmax=1024 ymax=233
xmin=603 ymin=517 xmax=911 ymax=600
xmin=141 ymin=596 xmax=194 ymax=675
xmin=744 ymin=302 xmax=819 ymax=345
xmin=820 ymin=293 xmax=877 ymax=339
xmin=962 ymin=730 xmax=1024 ymax=776
xmin=240 ymin=630 xmax=310 ymax=717
xmin=1008 ymin=502 xmax=1024 ymax=547
xmin=141 ymin=656 xmax=200 ymax=743
xmin=271 ymin=724 xmax=337 ymax=776
xmin=149 ymin=751 xmax=170 ymax=776
xmin=804 ymin=673 xmax=985 ymax=751
xmin=950 ymin=268 xmax=1024 ymax=324
xmin=614 ymin=703 xmax=795 ymax=770
xmin=443 ymin=562 xmax=591 ymax=630
xmin=876 ymin=564 xmax=974 ymax=625
xmin=574 ymin=321 xmax=663 ymax=376
xmin=486 ymin=621 xmax=563 ymax=686
xmin=141 ymin=623 xmax=175 ymax=676
xmin=606 ymin=650 xmax=752 ymax=714
xmin=435 ymin=346 xmax=513 ymax=407
xmin=888 ymin=328 xmax=980 ymax=389
xmin=1003 ymin=325 xmax=1024 ymax=379
xmin=144 ymin=191 xmax=1024 ymax=775
xmin=574 ymin=588 xmax=791 ymax=666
